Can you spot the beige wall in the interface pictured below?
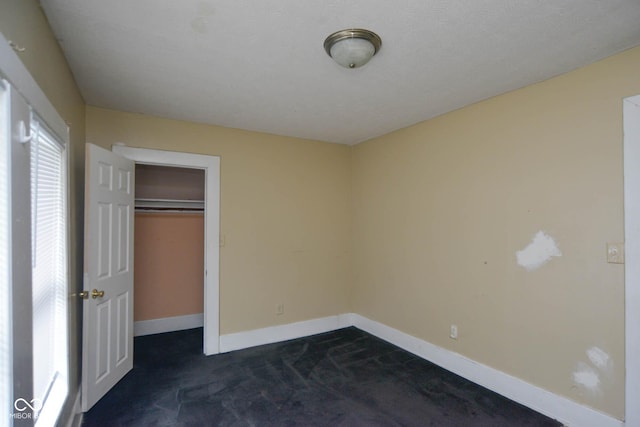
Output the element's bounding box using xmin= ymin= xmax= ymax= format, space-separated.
xmin=0 ymin=0 xmax=86 ymax=424
xmin=134 ymin=213 xmax=204 ymax=321
xmin=352 ymin=46 xmax=640 ymax=419
xmin=86 ymin=107 xmax=353 ymax=334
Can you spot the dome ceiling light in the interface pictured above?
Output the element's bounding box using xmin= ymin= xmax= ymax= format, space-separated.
xmin=323 ymin=29 xmax=382 ymax=69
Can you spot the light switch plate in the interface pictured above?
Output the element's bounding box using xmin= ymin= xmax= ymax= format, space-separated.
xmin=607 ymin=242 xmax=625 ymax=264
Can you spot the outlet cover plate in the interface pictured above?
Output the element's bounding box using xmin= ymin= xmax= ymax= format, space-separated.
xmin=450 ymin=325 xmax=458 ymax=340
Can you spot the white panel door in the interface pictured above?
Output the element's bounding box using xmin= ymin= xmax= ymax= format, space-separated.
xmin=82 ymin=143 xmax=135 ymax=411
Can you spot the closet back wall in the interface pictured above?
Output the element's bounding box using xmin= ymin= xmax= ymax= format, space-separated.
xmin=134 ymin=165 xmax=205 ymax=323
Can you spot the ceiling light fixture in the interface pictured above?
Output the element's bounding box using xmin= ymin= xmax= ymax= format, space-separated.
xmin=324 ymin=29 xmax=382 ymax=69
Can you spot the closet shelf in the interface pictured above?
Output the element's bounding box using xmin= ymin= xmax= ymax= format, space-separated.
xmin=135 ymin=198 xmax=204 ymax=212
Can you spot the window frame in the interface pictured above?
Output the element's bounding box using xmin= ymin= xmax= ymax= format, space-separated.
xmin=0 ymin=32 xmax=71 ymax=427
xmin=0 ymin=75 xmax=12 ymax=427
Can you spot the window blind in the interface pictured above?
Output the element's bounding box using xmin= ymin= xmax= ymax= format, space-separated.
xmin=30 ymin=116 xmax=68 ymax=425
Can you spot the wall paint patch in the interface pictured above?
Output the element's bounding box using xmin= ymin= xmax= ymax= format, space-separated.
xmin=586 ymin=346 xmax=612 ymax=373
xmin=572 ymin=347 xmax=612 ymax=396
xmin=516 ymin=231 xmax=562 ymax=271
xmin=573 ymin=362 xmax=601 ymax=394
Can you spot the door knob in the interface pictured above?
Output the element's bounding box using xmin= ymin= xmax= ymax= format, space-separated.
xmin=91 ymin=289 xmax=105 ymax=299
xmin=78 ymin=291 xmax=89 ymax=299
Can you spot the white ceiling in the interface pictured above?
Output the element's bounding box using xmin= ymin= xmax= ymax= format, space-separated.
xmin=40 ymin=0 xmax=640 ymax=145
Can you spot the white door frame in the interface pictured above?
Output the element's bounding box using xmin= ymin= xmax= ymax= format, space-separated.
xmin=112 ymin=145 xmax=221 ymax=355
xmin=624 ymin=94 xmax=640 ymax=425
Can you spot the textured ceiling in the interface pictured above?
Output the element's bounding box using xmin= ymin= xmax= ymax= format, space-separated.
xmin=40 ymin=0 xmax=640 ymax=145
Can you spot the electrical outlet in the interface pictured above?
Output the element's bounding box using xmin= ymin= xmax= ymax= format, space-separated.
xmin=607 ymin=242 xmax=624 ymax=264
xmin=450 ymin=325 xmax=458 ymax=340
xmin=276 ymin=304 xmax=284 ymax=316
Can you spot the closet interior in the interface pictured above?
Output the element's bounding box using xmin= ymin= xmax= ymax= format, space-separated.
xmin=133 ymin=164 xmax=205 ymax=334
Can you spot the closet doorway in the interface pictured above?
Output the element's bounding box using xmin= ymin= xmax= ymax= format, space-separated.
xmin=113 ymin=146 xmax=221 ymax=355
xmin=134 ymin=165 xmax=205 ymax=338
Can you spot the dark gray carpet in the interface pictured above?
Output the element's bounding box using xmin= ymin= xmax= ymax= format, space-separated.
xmin=82 ymin=327 xmax=561 ymax=426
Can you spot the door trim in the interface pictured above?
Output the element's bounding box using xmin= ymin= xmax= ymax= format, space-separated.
xmin=112 ymin=145 xmax=221 ymax=355
xmin=624 ymin=94 xmax=640 ymax=425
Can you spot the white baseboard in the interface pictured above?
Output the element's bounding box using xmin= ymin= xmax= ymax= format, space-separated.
xmin=134 ymin=313 xmax=204 ymax=336
xmin=219 ymin=314 xmax=352 ymax=353
xmin=218 ymin=312 xmax=623 ymax=427
xmin=349 ymin=314 xmax=623 ymax=427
